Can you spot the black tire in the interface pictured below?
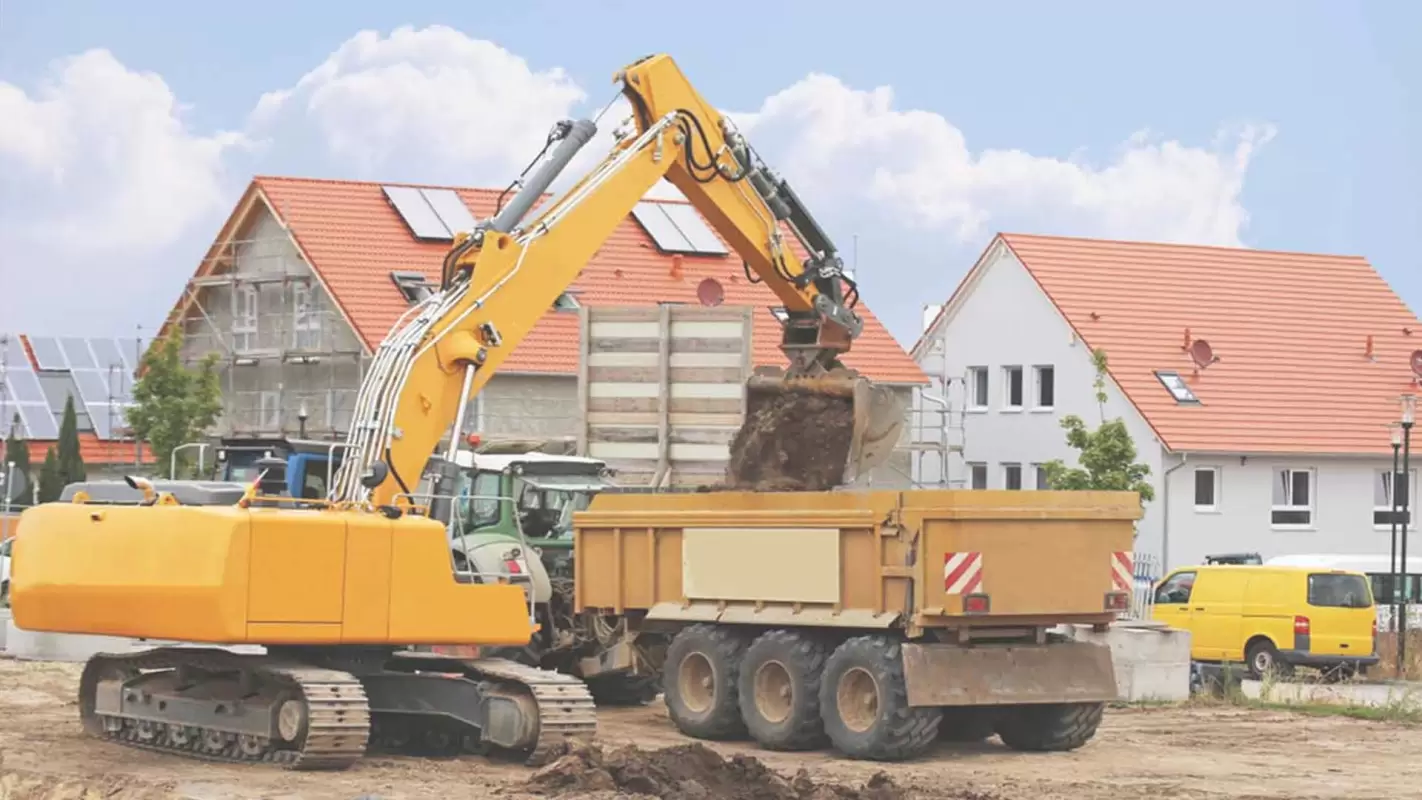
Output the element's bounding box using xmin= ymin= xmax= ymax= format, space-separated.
xmin=586 ymin=673 xmax=660 ymax=706
xmin=995 ymin=702 xmax=1104 ymax=752
xmin=1245 ymin=638 xmax=1293 ymax=680
xmin=937 ymin=706 xmax=998 ymax=743
xmin=663 ymin=624 xmax=749 ymax=740
xmin=818 ymin=635 xmax=941 ymax=761
xmin=737 ymin=629 xmax=830 ymax=751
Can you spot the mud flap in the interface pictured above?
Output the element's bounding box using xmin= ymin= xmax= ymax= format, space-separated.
xmin=899 ymin=641 xmax=1119 ymax=707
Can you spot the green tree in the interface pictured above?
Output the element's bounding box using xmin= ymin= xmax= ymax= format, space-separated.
xmin=1040 ymin=348 xmax=1155 ymax=505
xmin=2 ymin=414 xmax=32 ymax=506
xmin=127 ymin=331 xmax=223 ymax=478
xmin=37 ymin=447 xmax=63 ymax=503
xmin=57 ymin=395 xmax=87 ymax=487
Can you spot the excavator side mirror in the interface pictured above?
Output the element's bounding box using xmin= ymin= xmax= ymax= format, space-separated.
xmin=361 ymin=461 xmax=390 ymax=491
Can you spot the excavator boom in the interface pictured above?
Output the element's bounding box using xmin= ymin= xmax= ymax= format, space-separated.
xmin=335 ymin=53 xmax=904 ymax=507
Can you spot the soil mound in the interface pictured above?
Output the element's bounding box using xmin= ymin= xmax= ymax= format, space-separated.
xmin=724 ymin=388 xmax=855 ymax=492
xmin=525 ymin=742 xmax=907 ymax=800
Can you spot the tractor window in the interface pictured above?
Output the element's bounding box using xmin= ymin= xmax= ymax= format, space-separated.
xmin=302 ymin=470 xmax=328 ymax=500
xmin=463 ymin=472 xmax=504 ymax=529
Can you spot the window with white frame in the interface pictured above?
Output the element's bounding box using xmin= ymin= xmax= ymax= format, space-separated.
xmin=1033 ymin=365 xmax=1054 ymax=409
xmin=1373 ymin=469 xmax=1417 ymax=529
xmin=1003 ymin=462 xmax=1022 ymax=490
xmin=1271 ymin=467 xmax=1314 ymax=527
xmin=291 ymin=282 xmax=321 ymax=350
xmin=1003 ymin=366 xmax=1024 ymax=410
xmin=1194 ymin=467 xmax=1220 ymax=511
xmin=966 ymin=367 xmax=988 ymax=409
xmin=258 ymin=390 xmax=281 ymax=430
xmin=1033 ymin=463 xmax=1050 ymax=489
xmin=232 ymin=285 xmax=258 ymax=351
xmin=968 ymin=462 xmax=987 ymax=489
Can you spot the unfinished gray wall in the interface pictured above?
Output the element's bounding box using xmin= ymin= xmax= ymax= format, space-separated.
xmin=180 ymin=206 xmax=367 ymax=438
xmin=477 ymin=375 xmax=579 ymax=438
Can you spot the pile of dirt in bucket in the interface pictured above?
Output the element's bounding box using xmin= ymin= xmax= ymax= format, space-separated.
xmin=525 ymin=742 xmax=908 ymax=800
xmin=723 ymin=387 xmax=855 ymax=492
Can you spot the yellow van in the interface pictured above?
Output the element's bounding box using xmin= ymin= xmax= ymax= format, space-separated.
xmin=1151 ymin=564 xmax=1377 ymax=679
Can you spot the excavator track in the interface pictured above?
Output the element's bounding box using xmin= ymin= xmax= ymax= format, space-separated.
xmin=79 ymin=647 xmax=369 ymax=770
xmin=387 ymin=652 xmax=598 ymax=765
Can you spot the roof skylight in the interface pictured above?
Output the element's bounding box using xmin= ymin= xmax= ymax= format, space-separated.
xmin=1155 ymin=370 xmax=1199 ymax=404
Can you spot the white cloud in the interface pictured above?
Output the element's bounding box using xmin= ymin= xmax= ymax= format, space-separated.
xmin=0 ymin=49 xmax=247 ymax=334
xmin=0 ymin=26 xmax=1275 ymax=339
xmin=726 ymin=73 xmax=1275 ymax=246
xmin=249 ymin=25 xmax=588 ymax=186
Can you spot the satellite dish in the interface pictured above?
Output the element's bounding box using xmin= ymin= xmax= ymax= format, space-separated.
xmin=1411 ymin=349 xmax=1422 ymax=380
xmin=1189 ymin=339 xmax=1215 ymax=369
xmin=696 ymin=277 xmax=725 ymax=307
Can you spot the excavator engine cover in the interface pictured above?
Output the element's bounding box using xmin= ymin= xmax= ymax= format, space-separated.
xmin=726 ymin=366 xmax=904 ymax=491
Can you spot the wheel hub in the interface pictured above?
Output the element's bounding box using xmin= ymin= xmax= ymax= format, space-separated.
xmin=679 ymin=652 xmax=716 ymax=713
xmin=753 ymin=659 xmax=794 ymax=724
xmin=836 ymin=667 xmax=880 ymax=733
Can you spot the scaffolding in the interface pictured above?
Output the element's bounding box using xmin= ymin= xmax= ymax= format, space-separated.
xmin=902 ymin=320 xmax=968 ymax=488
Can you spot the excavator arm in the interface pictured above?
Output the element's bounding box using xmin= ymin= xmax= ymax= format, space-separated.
xmin=333 ymin=53 xmax=904 ymax=507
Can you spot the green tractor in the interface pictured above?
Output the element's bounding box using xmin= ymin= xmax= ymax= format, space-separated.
xmin=428 ymin=441 xmax=661 ymax=706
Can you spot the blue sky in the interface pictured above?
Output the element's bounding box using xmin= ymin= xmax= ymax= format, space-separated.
xmin=1 ymin=1 xmax=1417 ymax=348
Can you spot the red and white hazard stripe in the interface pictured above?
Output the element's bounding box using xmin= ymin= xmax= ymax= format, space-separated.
xmin=943 ymin=551 xmax=984 ymax=595
xmin=1111 ymin=550 xmax=1134 ymax=593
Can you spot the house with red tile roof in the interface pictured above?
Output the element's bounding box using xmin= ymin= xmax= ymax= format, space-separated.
xmin=157 ymin=175 xmax=925 ymax=489
xmin=913 ymin=233 xmax=1422 ymax=571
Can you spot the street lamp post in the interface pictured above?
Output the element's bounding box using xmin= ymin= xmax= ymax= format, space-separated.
xmin=298 ymin=401 xmax=309 ymax=439
xmin=1393 ymin=423 xmax=1404 ymax=636
xmin=1402 ymin=394 xmax=1416 ymax=673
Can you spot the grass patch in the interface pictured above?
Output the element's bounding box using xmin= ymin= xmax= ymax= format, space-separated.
xmin=1191 ymin=659 xmax=1422 ymax=725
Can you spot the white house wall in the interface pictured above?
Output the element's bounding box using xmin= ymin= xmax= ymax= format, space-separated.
xmin=915 ymin=243 xmax=1167 ymax=560
xmin=1163 ymin=454 xmax=1418 ymax=569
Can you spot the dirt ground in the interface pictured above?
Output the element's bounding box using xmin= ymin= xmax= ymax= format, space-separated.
xmin=1 ymin=658 xmax=1420 ymax=800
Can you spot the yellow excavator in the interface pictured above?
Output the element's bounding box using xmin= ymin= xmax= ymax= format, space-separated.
xmin=8 ymin=53 xmax=904 ymax=770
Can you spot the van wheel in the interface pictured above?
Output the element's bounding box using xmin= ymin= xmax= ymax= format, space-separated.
xmin=1245 ymin=639 xmax=1293 ymax=680
xmin=663 ymin=624 xmax=749 ymax=740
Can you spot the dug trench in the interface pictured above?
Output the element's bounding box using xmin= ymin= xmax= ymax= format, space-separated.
xmin=722 ymin=386 xmax=855 ymax=492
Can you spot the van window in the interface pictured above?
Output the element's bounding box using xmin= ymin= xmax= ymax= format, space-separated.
xmin=1155 ymin=571 xmax=1196 ymax=604
xmin=1307 ymin=573 xmax=1372 ymax=609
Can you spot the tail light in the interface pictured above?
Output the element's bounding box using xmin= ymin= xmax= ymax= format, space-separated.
xmin=1294 ymin=615 xmax=1310 ymax=635
xmin=963 ymin=594 xmax=991 ymax=614
xmin=1105 ymin=592 xmax=1130 ymax=611
xmin=504 ymin=559 xmax=523 ymax=575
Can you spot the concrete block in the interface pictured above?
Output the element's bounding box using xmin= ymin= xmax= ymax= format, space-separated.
xmin=1055 ymin=622 xmax=1192 ymax=703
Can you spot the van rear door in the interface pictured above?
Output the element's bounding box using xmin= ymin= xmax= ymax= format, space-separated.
xmin=1304 ymin=572 xmax=1375 ymax=657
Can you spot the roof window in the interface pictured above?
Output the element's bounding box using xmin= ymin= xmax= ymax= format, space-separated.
xmin=1155 ymin=370 xmax=1199 ymax=404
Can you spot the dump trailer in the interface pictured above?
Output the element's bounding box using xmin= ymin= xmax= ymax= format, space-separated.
xmin=571 ymin=488 xmax=1140 ymax=761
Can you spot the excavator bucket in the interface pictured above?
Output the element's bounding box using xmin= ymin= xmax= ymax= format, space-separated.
xmin=725 ymin=366 xmax=906 ymax=491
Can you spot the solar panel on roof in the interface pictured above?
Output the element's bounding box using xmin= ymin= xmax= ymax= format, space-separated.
xmin=422 ymin=189 xmax=477 ymax=237
xmin=631 ymin=203 xmax=695 ymax=253
xmin=383 ymin=185 xmax=452 ymax=241
xmin=37 ymin=373 xmax=79 ymax=412
xmin=28 ymin=337 xmax=65 ymax=370
xmin=60 ymin=337 xmax=95 ymax=369
xmin=71 ymin=370 xmax=112 ymax=404
xmin=17 ymin=404 xmax=57 ymax=439
xmin=3 ymin=335 xmax=26 ymax=368
xmin=3 ymin=368 xmax=45 ymax=405
xmin=86 ymin=403 xmax=113 ymax=439
xmin=89 ymin=338 xmax=125 ymax=371
xmin=659 ymin=203 xmax=728 ymax=255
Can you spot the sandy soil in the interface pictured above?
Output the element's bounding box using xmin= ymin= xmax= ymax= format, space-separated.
xmin=0 ymin=657 xmax=1418 ymax=800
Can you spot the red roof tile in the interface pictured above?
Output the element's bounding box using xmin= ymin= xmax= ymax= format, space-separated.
xmin=21 ymin=435 xmax=153 ymax=465
xmin=247 ymin=176 xmax=924 ymax=384
xmin=991 ymin=233 xmax=1421 ymax=455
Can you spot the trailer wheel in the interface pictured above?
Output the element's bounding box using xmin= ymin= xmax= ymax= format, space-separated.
xmin=736 ymin=629 xmax=830 ymax=751
xmin=995 ymin=702 xmax=1104 ymax=752
xmin=818 ymin=635 xmax=941 ymax=761
xmin=937 ymin=706 xmax=997 ymax=743
xmin=663 ymin=624 xmax=749 ymax=740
